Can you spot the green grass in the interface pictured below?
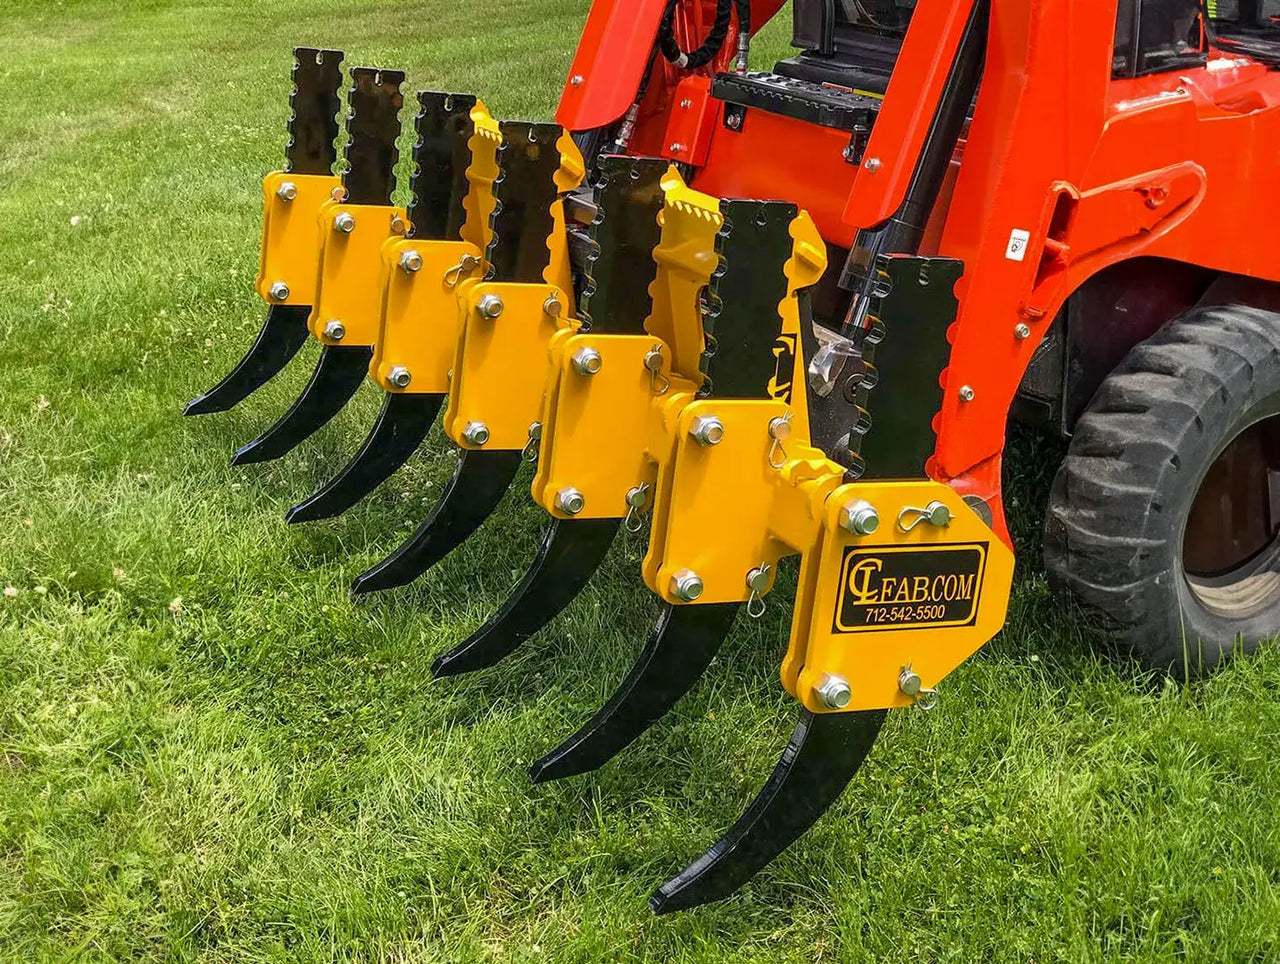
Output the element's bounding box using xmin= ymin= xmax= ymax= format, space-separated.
xmin=1 ymin=1 xmax=1279 ymax=961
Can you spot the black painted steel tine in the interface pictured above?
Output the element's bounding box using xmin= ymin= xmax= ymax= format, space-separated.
xmin=431 ymin=518 xmax=622 ymax=678
xmin=529 ymin=602 xmax=740 ymax=784
xmin=184 ymin=305 xmax=311 ymax=416
xmin=350 ymin=449 xmax=523 ymax=595
xmin=649 ymin=708 xmax=887 ymax=915
xmin=231 ymin=344 xmax=373 ymax=466
xmin=286 ymin=392 xmax=444 ymax=524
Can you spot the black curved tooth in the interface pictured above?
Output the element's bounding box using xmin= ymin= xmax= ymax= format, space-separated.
xmin=529 ymin=603 xmax=740 ymax=783
xmin=350 ymin=449 xmax=523 ymax=595
xmin=184 ymin=306 xmax=311 ymax=416
xmin=432 ymin=518 xmax=621 ymax=678
xmin=286 ymin=392 xmax=444 ymax=524
xmin=231 ymin=344 xmax=373 ymax=466
xmin=649 ymin=708 xmax=887 ymax=915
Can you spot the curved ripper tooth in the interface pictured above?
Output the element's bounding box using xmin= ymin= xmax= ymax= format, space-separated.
xmin=184 ymin=305 xmax=311 ymax=416
xmin=350 ymin=449 xmax=523 ymax=595
xmin=231 ymin=344 xmax=373 ymax=466
xmin=529 ymin=602 xmax=740 ymax=784
xmin=286 ymin=391 xmax=444 ymax=524
xmin=649 ymin=708 xmax=887 ymax=915
xmin=431 ymin=518 xmax=621 ymax=679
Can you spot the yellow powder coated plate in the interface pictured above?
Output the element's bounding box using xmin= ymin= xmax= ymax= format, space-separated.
xmin=310 ymin=202 xmax=408 ymax=346
xmin=256 ymin=171 xmax=341 ymax=306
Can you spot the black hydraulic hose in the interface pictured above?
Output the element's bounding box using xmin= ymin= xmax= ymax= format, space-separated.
xmin=659 ymin=0 xmax=735 ymax=70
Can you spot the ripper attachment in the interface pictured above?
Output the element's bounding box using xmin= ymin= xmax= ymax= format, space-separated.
xmin=350 ymin=122 xmax=585 ymax=595
xmin=287 ymin=92 xmax=490 ymax=523
xmin=232 ymin=66 xmax=407 ymax=466
xmin=184 ymin=47 xmax=343 ymax=417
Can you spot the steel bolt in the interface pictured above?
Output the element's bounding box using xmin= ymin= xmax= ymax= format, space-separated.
xmin=555 ymin=486 xmax=586 ymax=516
xmin=268 ymin=281 xmax=290 ymax=302
xmin=864 ymin=157 xmax=882 ymax=173
xmin=689 ymin=415 xmax=725 ymax=447
xmin=388 ymin=366 xmax=412 ymax=389
xmin=814 ymin=673 xmax=853 ymax=710
xmin=840 ymin=500 xmax=881 ymax=536
xmin=333 ymin=212 xmax=356 ymax=234
xmin=477 ymin=294 xmax=505 ymax=320
xmin=898 ymin=667 xmax=923 ymax=698
xmin=323 ymin=319 xmax=346 ymax=342
xmin=462 ymin=421 xmax=490 ymax=446
xmin=726 ymin=113 xmax=742 ymax=131
xmin=543 ymin=296 xmax=563 ymax=318
xmin=528 ymin=422 xmax=542 ymax=442
xmin=398 ymin=249 xmax=423 ymax=273
xmin=680 ymin=98 xmax=693 ymax=109
xmin=570 ymin=74 xmax=585 ymax=86
xmin=276 ymin=181 xmax=298 ymax=202
xmin=669 ymin=142 xmax=686 ymax=154
xmin=958 ymin=385 xmax=976 ymax=402
xmin=1014 ymin=323 xmax=1032 ymax=340
xmin=571 ymin=346 xmax=603 ymax=376
xmin=670 ymin=569 xmax=704 ymax=603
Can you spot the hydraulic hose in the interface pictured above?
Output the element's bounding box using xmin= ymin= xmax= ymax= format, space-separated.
xmin=659 ymin=0 xmax=751 ymax=72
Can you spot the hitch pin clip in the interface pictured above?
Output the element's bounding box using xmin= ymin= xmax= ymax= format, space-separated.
xmin=898 ymin=663 xmax=939 ymax=710
xmin=746 ymin=564 xmax=772 ymax=619
xmin=767 ymin=413 xmax=793 ymax=469
xmin=522 ymin=422 xmax=542 ymax=463
xmin=623 ymin=483 xmax=651 ymax=533
xmin=445 ymin=254 xmax=482 ymax=289
xmin=644 ymin=345 xmax=670 ymax=396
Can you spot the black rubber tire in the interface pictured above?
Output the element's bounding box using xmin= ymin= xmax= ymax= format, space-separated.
xmin=1044 ymin=303 xmax=1280 ymax=678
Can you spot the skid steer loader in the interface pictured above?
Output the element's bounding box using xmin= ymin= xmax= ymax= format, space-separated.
xmin=185 ymin=0 xmax=1280 ymax=912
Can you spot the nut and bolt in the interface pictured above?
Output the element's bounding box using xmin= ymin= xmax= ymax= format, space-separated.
xmin=958 ymin=385 xmax=976 ymax=402
xmin=813 ymin=673 xmax=853 ymax=710
xmin=1014 ymin=323 xmax=1032 ymax=340
xmin=864 ymin=157 xmax=882 ymax=173
xmin=398 ymin=249 xmax=423 ymax=273
xmin=670 ymin=569 xmax=705 ymax=603
xmin=571 ymin=347 xmax=603 ymax=376
xmin=268 ymin=281 xmax=290 ymax=302
xmin=669 ymin=142 xmax=686 ymax=154
xmin=276 ymin=181 xmax=298 ymax=202
xmin=462 ymin=421 xmax=490 ymax=446
xmin=570 ymin=74 xmax=584 ymax=86
xmin=388 ymin=366 xmax=412 ymax=389
xmin=689 ymin=414 xmax=725 ymax=447
xmin=680 ymin=98 xmax=693 ymax=109
xmin=726 ymin=113 xmax=742 ymax=131
xmin=555 ymin=486 xmax=586 ymax=516
xmin=323 ymin=319 xmax=346 ymax=342
xmin=898 ymin=667 xmax=923 ymax=698
xmin=543 ymin=296 xmax=563 ymax=318
xmin=840 ymin=500 xmax=881 ymax=536
xmin=333 ymin=212 xmax=356 ymax=234
xmin=477 ymin=294 xmax=505 ymax=319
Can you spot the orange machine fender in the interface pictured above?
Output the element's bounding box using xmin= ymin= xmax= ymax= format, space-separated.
xmin=556 ymin=0 xmax=670 ymax=132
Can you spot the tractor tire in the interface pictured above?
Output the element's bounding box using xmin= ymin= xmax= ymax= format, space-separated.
xmin=1044 ymin=303 xmax=1280 ymax=677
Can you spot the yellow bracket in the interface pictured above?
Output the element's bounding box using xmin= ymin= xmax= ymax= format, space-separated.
xmin=256 ymin=171 xmax=342 ymax=306
xmin=784 ymin=482 xmax=1015 ymax=712
xmin=369 ymin=102 xmax=501 ymax=394
xmin=309 ymin=201 xmax=408 ymax=346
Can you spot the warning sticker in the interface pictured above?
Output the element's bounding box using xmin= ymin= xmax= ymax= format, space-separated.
xmin=833 ymin=543 xmax=988 ymax=633
xmin=1005 ymin=229 xmax=1031 ymax=262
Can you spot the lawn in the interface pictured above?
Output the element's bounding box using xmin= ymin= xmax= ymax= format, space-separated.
xmin=1 ymin=1 xmax=1279 ymax=961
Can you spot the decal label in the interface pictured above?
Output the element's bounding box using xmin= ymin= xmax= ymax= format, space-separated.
xmin=834 ymin=543 xmax=988 ymax=633
xmin=1005 ymin=229 xmax=1031 ymax=262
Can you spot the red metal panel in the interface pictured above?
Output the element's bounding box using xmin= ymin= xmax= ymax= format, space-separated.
xmin=555 ymin=0 xmax=671 ymax=132
xmin=662 ymin=76 xmax=719 ymax=167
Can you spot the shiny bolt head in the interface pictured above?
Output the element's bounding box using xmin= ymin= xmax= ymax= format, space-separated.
xmin=570 ymin=74 xmax=585 ymax=86
xmin=333 ymin=211 xmax=356 ymax=234
xmin=814 ymin=673 xmax=853 ymax=710
xmin=726 ymin=112 xmax=742 ymax=131
xmin=840 ymin=500 xmax=881 ymax=536
xmin=670 ymin=569 xmax=704 ymax=603
xmin=571 ymin=347 xmax=603 ymax=376
xmin=388 ymin=366 xmax=412 ymax=389
xmin=768 ymin=416 xmax=792 ymax=442
xmin=323 ymin=319 xmax=346 ymax=342
xmin=276 ymin=181 xmax=298 ymax=202
xmin=898 ymin=667 xmax=923 ymax=698
xmin=462 ymin=421 xmax=490 ymax=446
xmin=644 ymin=347 xmax=665 ymax=373
xmin=398 ymin=249 xmax=423 ymax=273
xmin=1014 ymin=322 xmax=1032 ymax=340
xmin=689 ymin=415 xmax=725 ymax=447
xmin=924 ymin=500 xmax=953 ymax=527
xmin=625 ymin=485 xmax=649 ymax=509
xmin=864 ymin=157 xmax=882 ymax=173
xmin=746 ymin=566 xmax=771 ymax=593
xmin=477 ymin=294 xmax=505 ymax=320
xmin=268 ymin=281 xmax=290 ymax=302
xmin=528 ymin=421 xmax=543 ymax=442
xmin=555 ymin=486 xmax=586 ymax=516
xmin=959 ymin=385 xmax=976 ymax=402
xmin=669 ymin=142 xmax=686 ymax=154
xmin=680 ymin=98 xmax=693 ymax=109
xmin=543 ymin=296 xmax=563 ymax=318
